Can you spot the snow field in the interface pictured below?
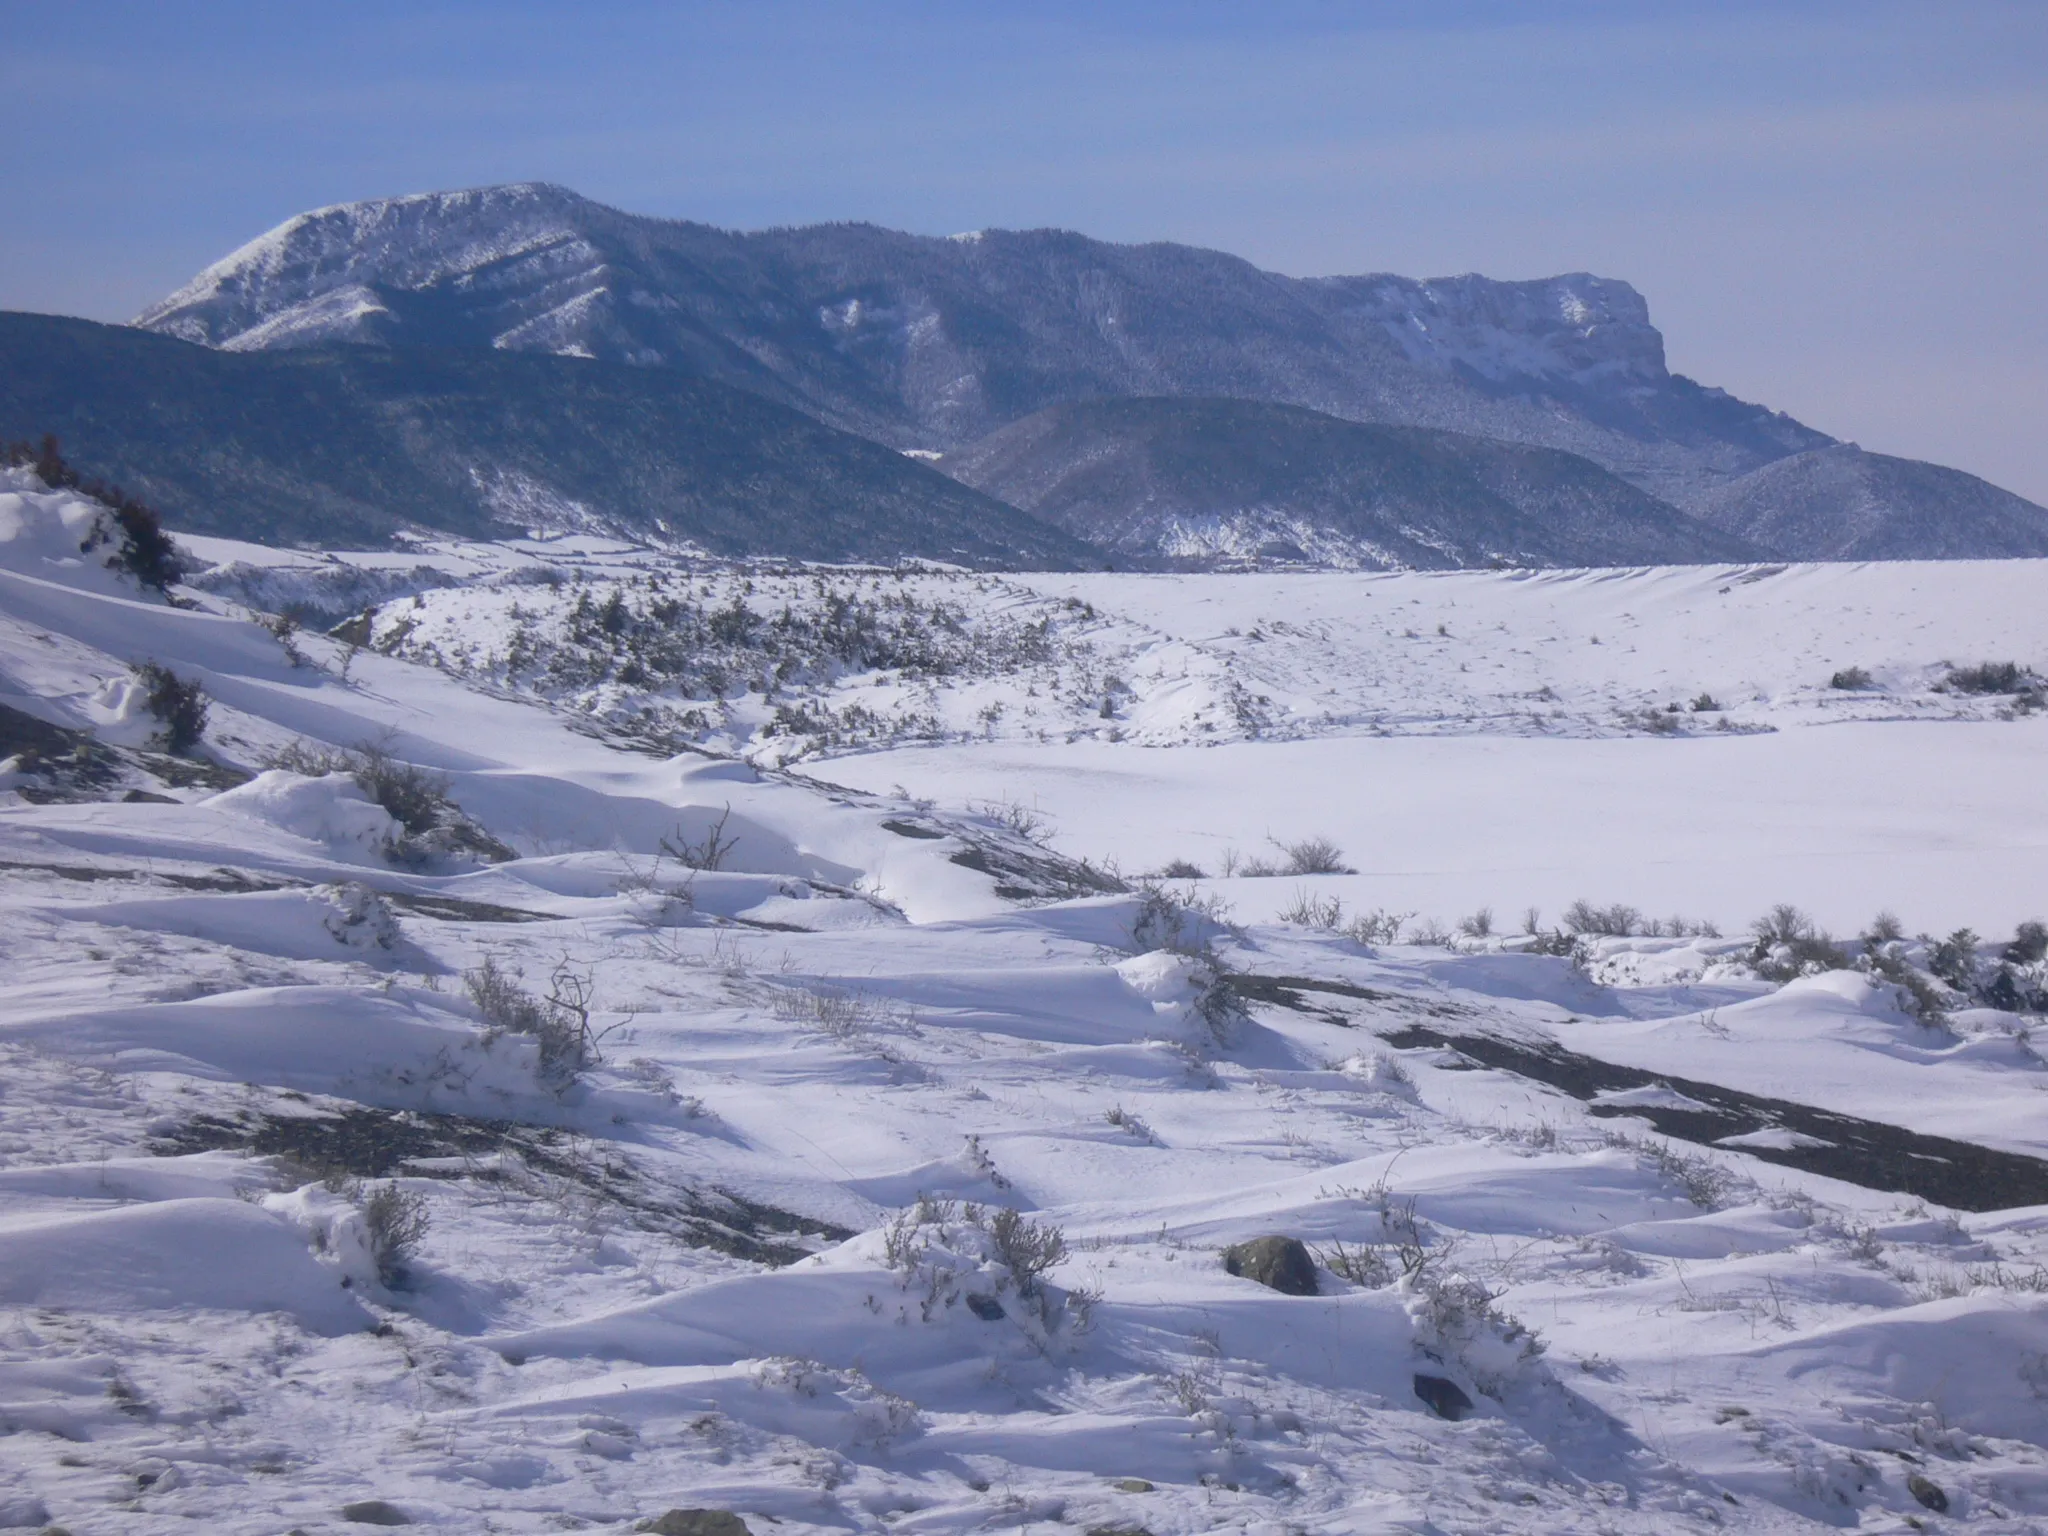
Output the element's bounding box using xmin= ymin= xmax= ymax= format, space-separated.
xmin=2 ymin=481 xmax=2047 ymax=1531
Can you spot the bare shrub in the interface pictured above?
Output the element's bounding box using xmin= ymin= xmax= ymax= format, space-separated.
xmin=361 ymin=1182 xmax=430 ymax=1286
xmin=1405 ymin=916 xmax=1453 ymax=947
xmin=972 ymin=797 xmax=1052 ymax=843
xmin=1279 ymin=888 xmax=1345 ymax=930
xmin=465 ymin=956 xmax=607 ymax=1087
xmin=1345 ymin=907 xmax=1413 ymax=946
xmin=987 ymin=1207 xmax=1068 ymax=1295
xmin=660 ymin=804 xmax=739 ymax=871
xmin=132 ymin=662 xmax=208 ymax=754
xmin=2007 ymin=920 xmax=2048 ymax=966
xmin=1457 ymin=908 xmax=1494 ymax=939
xmin=1829 ymin=666 xmax=1873 ymax=691
xmin=1274 ymin=834 xmax=1355 ymax=875
xmin=1690 ymin=693 xmax=1722 ymax=712
xmin=1563 ymin=899 xmax=1643 ymax=937
xmin=1617 ymin=1135 xmax=1735 ymax=1208
xmin=1157 ymin=858 xmax=1207 ymax=880
xmin=1314 ymin=1237 xmax=1394 ymax=1288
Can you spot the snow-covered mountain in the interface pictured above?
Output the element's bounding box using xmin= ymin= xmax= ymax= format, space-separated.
xmin=134 ymin=183 xmax=1827 ymax=511
xmin=128 ymin=182 xmax=2048 ymax=564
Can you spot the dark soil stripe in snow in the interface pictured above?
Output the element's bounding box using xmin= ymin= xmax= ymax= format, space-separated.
xmin=1376 ymin=1021 xmax=2048 ymax=1212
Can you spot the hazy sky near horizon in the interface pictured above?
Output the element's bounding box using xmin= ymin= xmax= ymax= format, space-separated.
xmin=3 ymin=1 xmax=2043 ymax=500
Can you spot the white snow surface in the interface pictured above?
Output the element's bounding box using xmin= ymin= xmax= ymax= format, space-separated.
xmin=4 ymin=484 xmax=2048 ymax=1532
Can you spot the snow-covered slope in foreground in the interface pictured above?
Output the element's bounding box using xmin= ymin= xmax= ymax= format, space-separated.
xmin=4 ymin=480 xmax=2048 ymax=1532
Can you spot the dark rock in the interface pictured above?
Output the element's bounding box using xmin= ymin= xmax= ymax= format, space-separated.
xmin=339 ymin=1502 xmax=411 ymax=1526
xmin=1906 ymin=1474 xmax=1948 ymax=1513
xmin=1413 ymin=1374 xmax=1474 ymax=1421
xmin=965 ymin=1292 xmax=1006 ymax=1321
xmin=1222 ymin=1235 xmax=1318 ymax=1296
xmin=636 ymin=1512 xmax=753 ymax=1536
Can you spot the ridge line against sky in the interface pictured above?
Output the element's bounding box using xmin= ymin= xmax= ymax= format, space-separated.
xmin=1 ymin=0 xmax=2042 ymax=502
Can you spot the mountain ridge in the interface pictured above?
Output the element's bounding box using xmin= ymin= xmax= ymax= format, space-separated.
xmin=134 ymin=182 xmax=1830 ymax=510
xmin=0 ymin=310 xmax=1095 ymax=566
xmin=939 ymin=397 xmax=1762 ymax=570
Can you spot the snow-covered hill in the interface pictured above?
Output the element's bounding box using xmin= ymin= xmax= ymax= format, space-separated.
xmin=5 ymin=474 xmax=2048 ymax=1533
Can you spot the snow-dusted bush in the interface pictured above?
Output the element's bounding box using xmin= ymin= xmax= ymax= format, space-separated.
xmin=1127 ymin=879 xmax=1231 ymax=956
xmin=465 ymin=956 xmax=605 ymax=1087
xmin=880 ymin=1195 xmax=1085 ymax=1340
xmin=1829 ymin=665 xmax=1873 ymax=690
xmin=267 ymin=738 xmax=511 ymax=864
xmin=1944 ymin=660 xmax=2032 ymax=695
xmin=132 ymin=662 xmax=208 ymax=753
xmin=1748 ymin=903 xmax=1850 ymax=982
xmin=6 ymin=434 xmax=183 ymax=592
xmin=361 ymin=1182 xmax=430 ymax=1286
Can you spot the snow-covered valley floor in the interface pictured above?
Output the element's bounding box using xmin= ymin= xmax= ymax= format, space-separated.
xmin=3 ymin=473 xmax=2047 ymax=1533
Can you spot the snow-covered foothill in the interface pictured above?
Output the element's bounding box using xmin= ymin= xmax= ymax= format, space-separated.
xmin=3 ymin=510 xmax=2046 ymax=1532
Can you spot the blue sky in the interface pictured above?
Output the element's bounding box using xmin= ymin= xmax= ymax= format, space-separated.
xmin=2 ymin=1 xmax=2043 ymax=499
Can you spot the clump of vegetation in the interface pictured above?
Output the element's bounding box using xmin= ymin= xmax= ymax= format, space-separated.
xmin=132 ymin=662 xmax=208 ymax=754
xmin=1457 ymin=908 xmax=1495 ymax=939
xmin=1829 ymin=666 xmax=1873 ymax=691
xmin=1239 ymin=834 xmax=1356 ymax=878
xmin=1156 ymin=857 xmax=1207 ymax=880
xmin=1690 ymin=694 xmax=1722 ymax=713
xmin=1279 ymin=888 xmax=1345 ymax=930
xmin=1859 ymin=916 xmax=1952 ymax=1028
xmin=1312 ymin=1183 xmax=1542 ymax=1395
xmin=1343 ymin=907 xmax=1413 ymax=946
xmin=360 ymin=1181 xmax=431 ymax=1287
xmin=463 ymin=956 xmax=609 ymax=1088
xmin=1944 ymin=661 xmax=2032 ymax=695
xmin=1614 ymin=1135 xmax=1737 ymax=1208
xmin=1748 ymin=903 xmax=1849 ymax=982
xmin=267 ymin=737 xmax=512 ymax=863
xmin=5 ymin=434 xmax=183 ymax=592
xmin=1128 ymin=879 xmax=1233 ymax=955
xmin=1563 ymin=899 xmax=1644 ymax=938
xmin=880 ymin=1195 xmax=1085 ymax=1335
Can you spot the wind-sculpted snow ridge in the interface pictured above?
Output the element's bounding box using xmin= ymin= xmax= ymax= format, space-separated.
xmin=6 ymin=489 xmax=2048 ymax=1532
